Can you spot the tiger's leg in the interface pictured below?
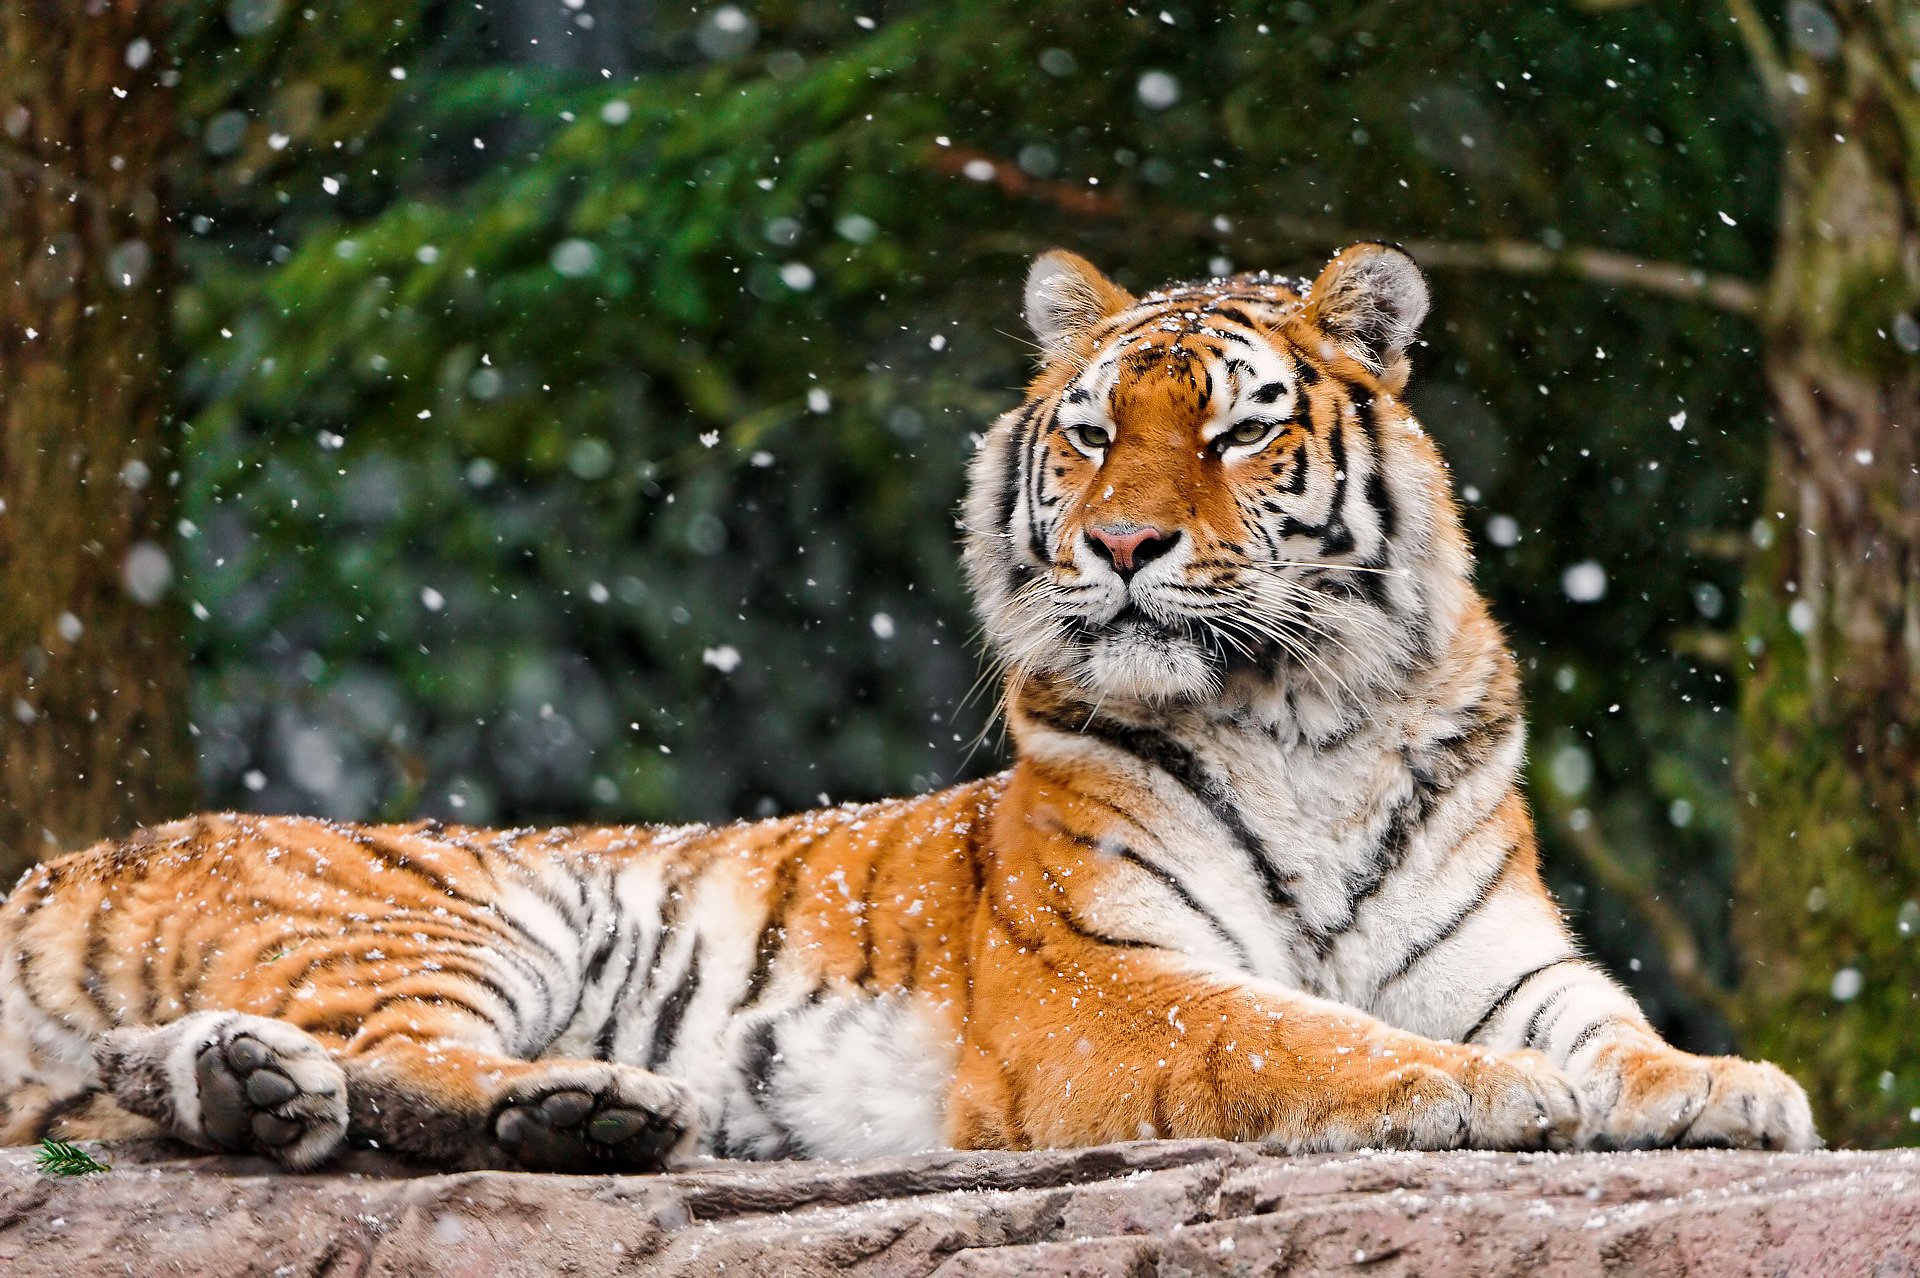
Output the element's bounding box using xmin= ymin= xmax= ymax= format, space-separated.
xmin=954 ymin=935 xmax=1583 ymax=1153
xmin=1362 ymin=801 xmax=1817 ymax=1150
xmin=335 ymin=1031 xmax=700 ymax=1172
xmin=94 ymin=1011 xmax=349 ymax=1168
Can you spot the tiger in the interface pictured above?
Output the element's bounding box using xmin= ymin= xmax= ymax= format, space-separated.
xmin=0 ymin=244 xmax=1816 ymax=1173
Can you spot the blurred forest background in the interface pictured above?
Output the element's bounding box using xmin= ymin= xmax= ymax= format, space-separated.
xmin=2 ymin=0 xmax=1916 ymax=1144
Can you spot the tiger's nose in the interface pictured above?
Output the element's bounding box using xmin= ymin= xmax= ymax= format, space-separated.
xmin=1085 ymin=524 xmax=1179 ymax=577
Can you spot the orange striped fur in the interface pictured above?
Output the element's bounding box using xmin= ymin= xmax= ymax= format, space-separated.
xmin=0 ymin=246 xmax=1814 ymax=1170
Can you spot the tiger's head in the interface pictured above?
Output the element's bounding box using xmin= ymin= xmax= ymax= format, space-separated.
xmin=963 ymin=244 xmax=1475 ymax=715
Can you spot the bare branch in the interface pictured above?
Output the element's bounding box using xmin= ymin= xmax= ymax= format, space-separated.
xmin=1253 ymin=217 xmax=1763 ymax=317
xmin=934 ymin=145 xmax=1764 ymax=319
xmin=1724 ymin=0 xmax=1791 ymax=113
xmin=1544 ymin=798 xmax=1739 ymax=1022
xmin=928 ymin=145 xmax=1123 ymax=220
xmin=1398 ymin=237 xmax=1762 ymax=317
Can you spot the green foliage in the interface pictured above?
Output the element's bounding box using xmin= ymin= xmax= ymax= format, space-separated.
xmin=35 ymin=1139 xmax=111 ymax=1177
xmin=172 ymin=1 xmax=1789 ymax=1060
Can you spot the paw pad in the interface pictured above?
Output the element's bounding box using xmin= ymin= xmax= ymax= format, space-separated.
xmin=493 ymin=1084 xmax=683 ymax=1173
xmin=195 ymin=1033 xmax=331 ymax=1154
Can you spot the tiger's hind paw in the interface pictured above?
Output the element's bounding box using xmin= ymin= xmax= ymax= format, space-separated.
xmin=490 ymin=1064 xmax=696 ymax=1173
xmin=98 ymin=1011 xmax=347 ymax=1169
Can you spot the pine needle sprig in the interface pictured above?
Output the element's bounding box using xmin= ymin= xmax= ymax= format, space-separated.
xmin=35 ymin=1138 xmax=110 ymax=1176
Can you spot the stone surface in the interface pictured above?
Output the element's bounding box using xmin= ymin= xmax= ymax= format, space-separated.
xmin=2 ymin=1139 xmax=1918 ymax=1276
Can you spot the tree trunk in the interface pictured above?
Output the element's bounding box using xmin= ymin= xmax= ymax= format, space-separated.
xmin=1736 ymin=1 xmax=1920 ymax=1146
xmin=0 ymin=0 xmax=193 ymax=883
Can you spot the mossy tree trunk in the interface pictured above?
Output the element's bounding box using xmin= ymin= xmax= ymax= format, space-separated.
xmin=0 ymin=0 xmax=193 ymax=883
xmin=1735 ymin=1 xmax=1920 ymax=1145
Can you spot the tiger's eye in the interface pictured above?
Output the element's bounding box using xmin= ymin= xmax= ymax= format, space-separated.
xmin=1225 ymin=421 xmax=1272 ymax=447
xmin=1070 ymin=423 xmax=1112 ymax=451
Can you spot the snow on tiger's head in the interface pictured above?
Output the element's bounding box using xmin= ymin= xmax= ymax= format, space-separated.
xmin=962 ymin=244 xmax=1476 ymax=710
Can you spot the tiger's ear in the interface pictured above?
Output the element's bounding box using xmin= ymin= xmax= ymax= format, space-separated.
xmin=1304 ymin=243 xmax=1429 ymax=384
xmin=1023 ymin=250 xmax=1135 ymax=357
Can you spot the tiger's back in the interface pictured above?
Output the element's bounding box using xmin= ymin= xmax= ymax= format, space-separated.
xmin=0 ymin=778 xmax=1001 ymax=1163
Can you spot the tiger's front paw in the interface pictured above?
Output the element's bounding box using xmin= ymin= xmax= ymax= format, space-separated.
xmin=1350 ymin=1048 xmax=1582 ymax=1152
xmin=1585 ymin=1043 xmax=1818 ymax=1151
xmin=1457 ymin=1048 xmax=1586 ymax=1151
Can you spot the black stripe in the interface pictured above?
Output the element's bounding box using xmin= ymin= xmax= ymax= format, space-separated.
xmin=1352 ymin=389 xmax=1397 ymax=545
xmin=595 ymin=879 xmax=682 ymax=1060
xmin=1462 ymin=956 xmax=1582 ymax=1044
xmin=493 ymin=838 xmax=595 ymax=937
xmin=1024 ymin=407 xmax=1053 ymax=570
xmin=1566 ymin=1015 xmax=1631 ymax=1060
xmin=1277 ymin=448 xmax=1308 ymax=494
xmin=80 ymin=891 xmax=119 ymax=1025
xmin=332 ymin=833 xmax=574 ymax=1025
xmin=1520 ymin=980 xmax=1578 ymax=1049
xmin=1319 ymin=395 xmax=1355 ymax=557
xmin=416 ymin=957 xmax=527 ymax=1038
xmin=356 ymin=988 xmax=494 ymax=1026
xmin=1250 ymin=381 xmax=1286 ymax=404
xmin=739 ymin=1018 xmax=781 ymax=1096
xmin=350 ymin=829 xmax=492 ymax=911
xmin=1273 ymin=392 xmax=1336 ymax=545
xmin=717 ymin=1016 xmax=801 ymax=1158
xmin=1420 ymin=698 xmax=1521 ymax=793
xmin=32 ymin=1088 xmax=102 ymax=1141
xmin=1317 ymin=777 xmax=1440 ymax=954
xmin=998 ymin=402 xmax=1040 ymax=551
xmin=739 ymin=846 xmax=805 ymax=1009
xmin=263 ymin=925 xmax=554 ymax=1030
xmin=1373 ymin=841 xmax=1520 ymax=990
xmin=985 ymin=886 xmax=1051 ymax=954
xmin=1111 ymin=847 xmax=1254 ymax=968
xmin=425 ymin=831 xmax=574 ymax=970
xmin=852 ymin=851 xmax=883 ymax=986
xmin=645 ymin=944 xmax=702 ymax=1069
xmin=1054 ymin=828 xmax=1253 ymax=969
xmin=263 ymin=946 xmax=358 ymax=1015
xmin=437 ymin=928 xmax=561 ymax=1031
xmin=1033 ymin=706 xmax=1296 ymax=915
xmin=1520 ymin=978 xmax=1582 ymax=1051
xmin=1050 ymin=898 xmax=1156 ymax=951
xmin=582 ymin=925 xmax=620 ymax=988
xmin=581 ymin=921 xmax=637 ymax=1060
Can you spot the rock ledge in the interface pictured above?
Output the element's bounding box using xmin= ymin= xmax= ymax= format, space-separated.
xmin=2 ymin=1140 xmax=1916 ymax=1276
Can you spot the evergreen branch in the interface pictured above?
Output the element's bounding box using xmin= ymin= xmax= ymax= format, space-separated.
xmin=1567 ymin=0 xmax=1789 ymax=117
xmin=35 ymin=1138 xmax=111 ymax=1176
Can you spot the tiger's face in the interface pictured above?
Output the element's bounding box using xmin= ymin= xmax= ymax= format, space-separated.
xmin=965 ymin=244 xmax=1469 ymax=708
